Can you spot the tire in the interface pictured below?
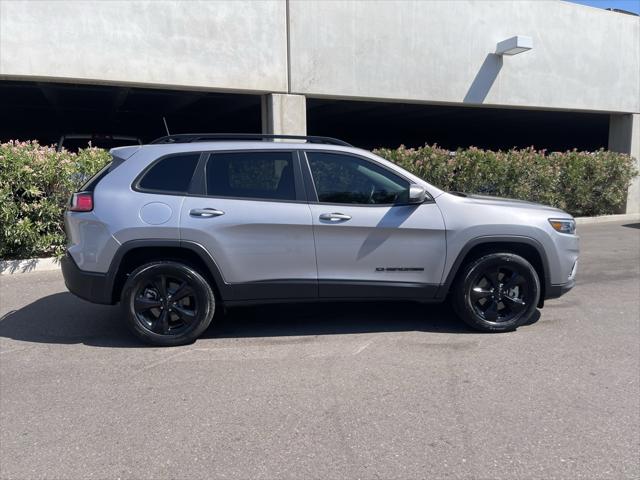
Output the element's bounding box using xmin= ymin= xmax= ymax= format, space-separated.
xmin=452 ymin=252 xmax=540 ymax=332
xmin=121 ymin=261 xmax=216 ymax=346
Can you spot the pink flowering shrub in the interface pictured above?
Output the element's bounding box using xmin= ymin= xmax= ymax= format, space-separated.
xmin=0 ymin=141 xmax=111 ymax=259
xmin=375 ymin=145 xmax=637 ymax=217
xmin=0 ymin=140 xmax=636 ymax=259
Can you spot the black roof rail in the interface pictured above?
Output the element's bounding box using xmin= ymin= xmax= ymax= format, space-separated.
xmin=149 ymin=133 xmax=353 ymax=147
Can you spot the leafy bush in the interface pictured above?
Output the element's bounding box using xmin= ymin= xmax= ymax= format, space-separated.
xmin=375 ymin=145 xmax=637 ymax=217
xmin=0 ymin=141 xmax=636 ymax=260
xmin=0 ymin=141 xmax=111 ymax=259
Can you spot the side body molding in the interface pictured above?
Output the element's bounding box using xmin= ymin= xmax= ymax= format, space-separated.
xmin=98 ymin=236 xmax=553 ymax=305
xmin=107 ymin=239 xmax=318 ymax=304
xmin=106 ymin=239 xmax=444 ymax=305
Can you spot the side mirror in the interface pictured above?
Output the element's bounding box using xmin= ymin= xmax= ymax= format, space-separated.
xmin=408 ymin=184 xmax=426 ymax=204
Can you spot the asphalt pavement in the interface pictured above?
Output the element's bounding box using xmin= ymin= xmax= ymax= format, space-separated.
xmin=1 ymin=220 xmax=639 ymax=479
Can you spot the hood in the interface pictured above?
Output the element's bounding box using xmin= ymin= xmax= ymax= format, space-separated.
xmin=448 ymin=191 xmax=569 ymax=215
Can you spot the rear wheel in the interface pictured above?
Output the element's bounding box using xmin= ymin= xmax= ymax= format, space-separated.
xmin=452 ymin=253 xmax=540 ymax=332
xmin=121 ymin=261 xmax=216 ymax=346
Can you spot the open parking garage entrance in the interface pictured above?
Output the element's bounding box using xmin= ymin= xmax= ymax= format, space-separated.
xmin=0 ymin=81 xmax=612 ymax=153
xmin=0 ymin=81 xmax=262 ymax=148
xmin=307 ymin=98 xmax=611 ymax=152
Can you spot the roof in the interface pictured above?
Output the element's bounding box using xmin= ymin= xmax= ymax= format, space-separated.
xmin=150 ymin=133 xmax=353 ymax=147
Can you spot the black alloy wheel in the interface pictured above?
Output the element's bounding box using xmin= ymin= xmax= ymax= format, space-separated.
xmin=453 ymin=253 xmax=540 ymax=332
xmin=469 ymin=264 xmax=528 ymax=323
xmin=122 ymin=261 xmax=216 ymax=346
xmin=133 ymin=273 xmax=198 ymax=335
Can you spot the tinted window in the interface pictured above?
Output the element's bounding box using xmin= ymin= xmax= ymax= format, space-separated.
xmin=79 ymin=154 xmax=127 ymax=192
xmin=206 ymin=152 xmax=295 ymax=201
xmin=307 ymin=152 xmax=409 ymax=204
xmin=138 ymin=154 xmax=200 ymax=193
xmin=80 ymin=161 xmax=112 ymax=192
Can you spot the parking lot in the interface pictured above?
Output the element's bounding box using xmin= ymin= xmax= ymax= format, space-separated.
xmin=0 ymin=220 xmax=638 ymax=479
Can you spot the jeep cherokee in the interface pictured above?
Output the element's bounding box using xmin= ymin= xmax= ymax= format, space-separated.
xmin=61 ymin=134 xmax=579 ymax=346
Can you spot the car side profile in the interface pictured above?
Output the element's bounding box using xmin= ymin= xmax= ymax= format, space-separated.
xmin=61 ymin=134 xmax=579 ymax=346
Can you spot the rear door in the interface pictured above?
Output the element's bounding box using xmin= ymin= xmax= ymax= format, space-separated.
xmin=303 ymin=151 xmax=446 ymax=299
xmin=180 ymin=150 xmax=317 ymax=301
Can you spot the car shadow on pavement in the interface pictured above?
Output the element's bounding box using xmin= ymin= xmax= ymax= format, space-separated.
xmin=0 ymin=292 xmax=539 ymax=347
xmin=622 ymin=223 xmax=640 ymax=229
xmin=0 ymin=293 xmax=140 ymax=348
xmin=207 ymin=301 xmax=479 ymax=340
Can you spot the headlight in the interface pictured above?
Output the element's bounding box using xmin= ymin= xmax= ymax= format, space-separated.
xmin=548 ymin=218 xmax=576 ymax=234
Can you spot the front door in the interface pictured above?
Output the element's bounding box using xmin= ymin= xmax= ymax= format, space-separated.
xmin=180 ymin=150 xmax=317 ymax=300
xmin=303 ymin=151 xmax=446 ymax=299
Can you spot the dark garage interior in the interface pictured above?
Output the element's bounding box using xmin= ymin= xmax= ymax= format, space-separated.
xmin=0 ymin=81 xmax=262 ymax=148
xmin=0 ymin=80 xmax=610 ymax=152
xmin=307 ymin=98 xmax=610 ymax=151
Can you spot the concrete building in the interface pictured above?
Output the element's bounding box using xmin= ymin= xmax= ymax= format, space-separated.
xmin=0 ymin=0 xmax=638 ymax=211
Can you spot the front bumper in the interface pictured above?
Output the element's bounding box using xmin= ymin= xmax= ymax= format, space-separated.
xmin=545 ymin=278 xmax=576 ymax=299
xmin=61 ymin=252 xmax=113 ymax=304
xmin=545 ymin=256 xmax=578 ymax=300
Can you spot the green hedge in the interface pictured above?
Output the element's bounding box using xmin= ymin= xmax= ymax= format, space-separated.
xmin=0 ymin=141 xmax=111 ymax=259
xmin=375 ymin=145 xmax=637 ymax=217
xmin=0 ymin=141 xmax=636 ymax=259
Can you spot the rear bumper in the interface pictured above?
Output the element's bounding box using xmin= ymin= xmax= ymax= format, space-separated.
xmin=545 ymin=278 xmax=576 ymax=300
xmin=61 ymin=252 xmax=113 ymax=304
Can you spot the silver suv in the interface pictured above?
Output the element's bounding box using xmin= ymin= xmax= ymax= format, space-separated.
xmin=61 ymin=134 xmax=579 ymax=346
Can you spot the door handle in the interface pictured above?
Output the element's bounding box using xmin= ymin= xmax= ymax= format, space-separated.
xmin=190 ymin=208 xmax=225 ymax=218
xmin=319 ymin=212 xmax=351 ymax=221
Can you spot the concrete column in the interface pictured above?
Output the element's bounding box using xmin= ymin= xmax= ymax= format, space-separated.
xmin=609 ymin=113 xmax=640 ymax=214
xmin=261 ymin=93 xmax=307 ymax=135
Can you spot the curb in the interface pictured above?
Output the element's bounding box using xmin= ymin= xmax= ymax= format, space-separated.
xmin=0 ymin=257 xmax=60 ymax=275
xmin=575 ymin=213 xmax=640 ymax=225
xmin=1 ymin=213 xmax=638 ymax=276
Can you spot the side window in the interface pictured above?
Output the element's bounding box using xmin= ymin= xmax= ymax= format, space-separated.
xmin=206 ymin=152 xmax=296 ymax=201
xmin=138 ymin=153 xmax=200 ymax=193
xmin=307 ymin=152 xmax=409 ymax=205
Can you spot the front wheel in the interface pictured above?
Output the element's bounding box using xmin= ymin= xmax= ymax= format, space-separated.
xmin=121 ymin=261 xmax=216 ymax=346
xmin=452 ymin=253 xmax=540 ymax=332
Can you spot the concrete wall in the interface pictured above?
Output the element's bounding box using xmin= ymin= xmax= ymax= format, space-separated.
xmin=261 ymin=94 xmax=307 ymax=135
xmin=609 ymin=114 xmax=640 ymax=213
xmin=0 ymin=0 xmax=287 ymax=92
xmin=289 ymin=0 xmax=639 ymax=113
xmin=0 ymin=0 xmax=638 ymax=113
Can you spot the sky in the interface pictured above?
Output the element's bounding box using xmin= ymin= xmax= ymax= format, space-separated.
xmin=567 ymin=0 xmax=640 ymax=14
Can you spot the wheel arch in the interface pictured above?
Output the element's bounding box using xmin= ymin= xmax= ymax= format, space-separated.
xmin=107 ymin=240 xmax=228 ymax=304
xmin=438 ymin=236 xmax=550 ymax=305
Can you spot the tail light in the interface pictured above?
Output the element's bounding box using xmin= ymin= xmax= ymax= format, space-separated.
xmin=68 ymin=192 xmax=94 ymax=212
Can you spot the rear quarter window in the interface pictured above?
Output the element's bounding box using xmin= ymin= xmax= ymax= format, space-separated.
xmin=80 ymin=161 xmax=113 ymax=192
xmin=137 ymin=154 xmax=200 ymax=193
